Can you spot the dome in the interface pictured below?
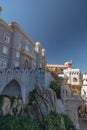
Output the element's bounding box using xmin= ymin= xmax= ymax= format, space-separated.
xmin=35 ymin=42 xmax=40 ymax=46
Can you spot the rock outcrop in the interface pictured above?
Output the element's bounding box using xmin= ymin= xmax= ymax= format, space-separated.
xmin=0 ymin=96 xmax=24 ymax=116
xmin=27 ymin=85 xmax=57 ymax=121
xmin=0 ymin=86 xmax=58 ymax=121
xmin=1 ymin=97 xmax=11 ymax=116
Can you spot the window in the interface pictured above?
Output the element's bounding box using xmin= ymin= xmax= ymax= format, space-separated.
xmin=3 ymin=46 xmax=8 ymax=54
xmin=74 ymin=72 xmax=76 ymax=74
xmin=16 ymin=52 xmax=20 ymax=58
xmin=3 ymin=35 xmax=10 ymax=43
xmin=25 ymin=46 xmax=29 ymax=51
xmin=0 ymin=59 xmax=7 ymax=69
xmin=14 ymin=62 xmax=19 ymax=68
xmin=17 ymin=43 xmax=21 ymax=49
xmin=77 ymin=72 xmax=79 ymax=75
xmin=73 ymin=77 xmax=78 ymax=82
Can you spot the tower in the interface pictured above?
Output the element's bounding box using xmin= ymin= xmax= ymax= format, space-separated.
xmin=63 ymin=68 xmax=82 ymax=96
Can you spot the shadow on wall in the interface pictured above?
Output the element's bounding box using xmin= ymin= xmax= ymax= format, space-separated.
xmin=1 ymin=79 xmax=22 ymax=97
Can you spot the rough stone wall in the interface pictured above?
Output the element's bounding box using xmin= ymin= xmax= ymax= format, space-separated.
xmin=0 ymin=70 xmax=54 ymax=104
xmin=63 ymin=97 xmax=84 ymax=130
xmin=61 ymin=83 xmax=87 ymax=130
xmin=0 ymin=20 xmax=12 ymax=69
xmin=10 ymin=26 xmax=35 ymax=69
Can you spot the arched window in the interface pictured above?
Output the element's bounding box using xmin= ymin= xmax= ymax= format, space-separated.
xmin=0 ymin=59 xmax=7 ymax=69
xmin=25 ymin=60 xmax=28 ymax=69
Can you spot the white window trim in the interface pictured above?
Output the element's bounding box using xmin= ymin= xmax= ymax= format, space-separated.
xmin=16 ymin=52 xmax=20 ymax=58
xmin=25 ymin=46 xmax=29 ymax=52
xmin=3 ymin=46 xmax=8 ymax=54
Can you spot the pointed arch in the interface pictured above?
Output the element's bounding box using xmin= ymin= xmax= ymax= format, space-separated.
xmin=1 ymin=79 xmax=22 ymax=97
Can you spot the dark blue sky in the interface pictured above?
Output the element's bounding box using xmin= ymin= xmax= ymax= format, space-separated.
xmin=0 ymin=0 xmax=87 ymax=73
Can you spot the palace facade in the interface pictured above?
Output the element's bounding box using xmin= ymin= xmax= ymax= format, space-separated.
xmin=0 ymin=19 xmax=46 ymax=70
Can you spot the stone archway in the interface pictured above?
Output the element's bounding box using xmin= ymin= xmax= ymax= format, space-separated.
xmin=1 ymin=79 xmax=22 ymax=97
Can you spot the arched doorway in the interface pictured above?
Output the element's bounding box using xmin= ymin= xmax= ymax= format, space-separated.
xmin=1 ymin=79 xmax=22 ymax=97
xmin=78 ymin=105 xmax=87 ymax=130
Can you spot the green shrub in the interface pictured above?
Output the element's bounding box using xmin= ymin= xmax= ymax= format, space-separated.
xmin=43 ymin=111 xmax=76 ymax=130
xmin=0 ymin=108 xmax=76 ymax=130
xmin=28 ymin=88 xmax=37 ymax=105
xmin=0 ymin=115 xmax=42 ymax=130
xmin=43 ymin=111 xmax=65 ymax=130
xmin=62 ymin=115 xmax=76 ymax=130
xmin=50 ymin=81 xmax=61 ymax=98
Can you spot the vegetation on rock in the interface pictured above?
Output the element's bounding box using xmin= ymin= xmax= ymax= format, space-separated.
xmin=62 ymin=115 xmax=76 ymax=130
xmin=43 ymin=111 xmax=75 ymax=130
xmin=0 ymin=86 xmax=76 ymax=130
xmin=0 ymin=112 xmax=76 ymax=130
xmin=50 ymin=81 xmax=61 ymax=98
xmin=28 ymin=88 xmax=37 ymax=105
xmin=43 ymin=111 xmax=65 ymax=130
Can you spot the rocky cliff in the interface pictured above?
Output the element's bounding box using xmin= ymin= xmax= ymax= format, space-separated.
xmin=26 ymin=85 xmax=57 ymax=121
xmin=0 ymin=85 xmax=57 ymax=120
xmin=0 ymin=85 xmax=76 ymax=130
